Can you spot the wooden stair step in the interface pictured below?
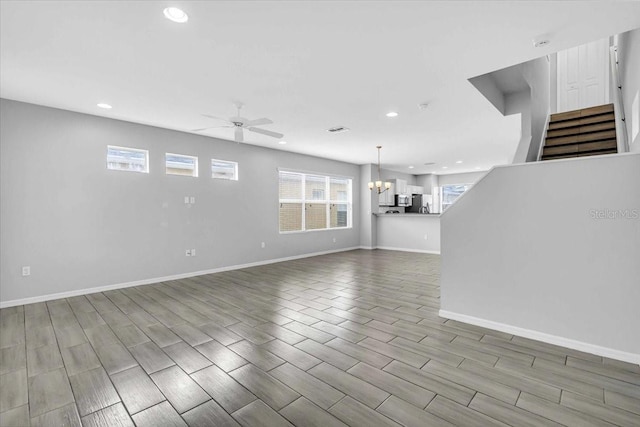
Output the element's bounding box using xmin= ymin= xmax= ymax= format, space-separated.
xmin=578 ymin=139 xmax=617 ymax=153
xmin=546 ymin=121 xmax=616 ymax=138
xmin=578 ymin=129 xmax=617 ymax=143
xmin=542 ymin=139 xmax=618 ymax=157
xmin=545 ymin=129 xmax=616 ymax=146
xmin=579 ymin=149 xmax=617 ymax=156
xmin=543 ymin=145 xmax=578 ymax=157
xmin=549 ymin=103 xmax=614 ymax=123
xmin=547 ymin=112 xmax=615 ymax=130
xmin=545 ymin=135 xmax=578 ymax=146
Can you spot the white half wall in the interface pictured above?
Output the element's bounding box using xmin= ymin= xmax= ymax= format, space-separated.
xmin=440 ymin=153 xmax=640 ymax=362
xmin=376 ymin=215 xmax=440 ymax=254
xmin=0 ymin=99 xmax=361 ymax=305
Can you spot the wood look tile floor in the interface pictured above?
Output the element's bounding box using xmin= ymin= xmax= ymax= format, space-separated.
xmin=1 ymin=250 xmax=639 ymax=427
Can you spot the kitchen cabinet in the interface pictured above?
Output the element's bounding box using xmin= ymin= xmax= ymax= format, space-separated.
xmin=378 ymin=183 xmax=395 ymax=206
xmin=392 ymin=179 xmax=407 ymax=195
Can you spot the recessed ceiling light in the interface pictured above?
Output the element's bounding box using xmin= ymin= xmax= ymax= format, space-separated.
xmin=97 ymin=103 xmax=112 ymax=109
xmin=278 ymin=140 xmax=287 ymax=145
xmin=408 ymin=166 xmax=414 ymax=169
xmin=418 ymin=103 xmax=429 ymax=110
xmin=163 ymin=7 xmax=188 ymax=23
xmin=442 ymin=166 xmax=448 ymax=169
xmin=386 ymin=112 xmax=398 ymax=118
xmin=456 ymin=160 xmax=463 ymax=164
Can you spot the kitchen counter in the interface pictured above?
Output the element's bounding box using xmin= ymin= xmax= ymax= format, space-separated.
xmin=375 ymin=213 xmax=441 ymax=217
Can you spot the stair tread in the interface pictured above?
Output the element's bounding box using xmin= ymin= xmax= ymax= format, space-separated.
xmin=546 ymin=121 xmax=616 ymax=138
xmin=550 ymin=104 xmax=614 ymax=123
xmin=546 ymin=129 xmax=616 ymax=146
xmin=543 ymin=139 xmax=617 ymax=156
xmin=548 ymin=113 xmax=615 ymax=130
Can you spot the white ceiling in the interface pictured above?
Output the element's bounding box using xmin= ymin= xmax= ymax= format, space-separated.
xmin=2 ymin=1 xmax=640 ymax=175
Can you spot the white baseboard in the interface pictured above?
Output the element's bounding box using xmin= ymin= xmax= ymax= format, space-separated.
xmin=439 ymin=310 xmax=640 ymax=365
xmin=376 ymin=246 xmax=441 ymax=255
xmin=0 ymin=246 xmax=361 ymax=308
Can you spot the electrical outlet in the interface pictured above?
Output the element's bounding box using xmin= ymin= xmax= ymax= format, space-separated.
xmin=22 ymin=266 xmax=31 ymax=276
xmin=190 ymin=196 xmax=195 ymax=204
xmin=185 ymin=249 xmax=191 ymax=256
xmin=423 ymin=234 xmax=428 ymax=240
xmin=191 ymin=249 xmax=196 ymax=256
xmin=261 ymin=242 xmax=266 ymax=249
xmin=332 ymin=237 xmax=337 ymax=243
xmin=184 ymin=196 xmax=190 ymax=204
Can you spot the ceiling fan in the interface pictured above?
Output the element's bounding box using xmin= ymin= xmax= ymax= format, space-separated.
xmin=191 ymin=103 xmax=283 ymax=143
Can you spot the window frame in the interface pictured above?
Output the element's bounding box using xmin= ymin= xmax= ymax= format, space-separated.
xmin=211 ymin=158 xmax=239 ymax=181
xmin=165 ymin=152 xmax=199 ymax=177
xmin=440 ymin=183 xmax=472 ymax=211
xmin=106 ymin=145 xmax=149 ymax=173
xmin=278 ymin=170 xmax=353 ymax=234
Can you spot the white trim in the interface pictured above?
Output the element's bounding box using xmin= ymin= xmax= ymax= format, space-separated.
xmin=439 ymin=310 xmax=640 ymax=364
xmin=376 ymin=246 xmax=440 ymax=255
xmin=0 ymin=246 xmax=361 ymax=309
xmin=358 ymin=245 xmax=375 ymax=250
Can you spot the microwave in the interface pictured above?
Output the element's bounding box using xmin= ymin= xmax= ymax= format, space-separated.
xmin=395 ymin=194 xmax=411 ymax=207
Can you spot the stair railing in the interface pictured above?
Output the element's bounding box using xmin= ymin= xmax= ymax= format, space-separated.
xmin=610 ymin=45 xmax=630 ymax=153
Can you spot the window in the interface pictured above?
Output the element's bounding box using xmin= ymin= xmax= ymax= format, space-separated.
xmin=211 ymin=159 xmax=238 ymax=180
xmin=166 ymin=153 xmax=198 ymax=177
xmin=279 ymin=171 xmax=352 ymax=232
xmin=107 ymin=146 xmax=148 ymax=173
xmin=441 ymin=184 xmax=472 ymax=211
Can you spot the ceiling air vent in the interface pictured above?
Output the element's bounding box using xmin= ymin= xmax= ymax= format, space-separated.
xmin=327 ymin=126 xmax=350 ymax=133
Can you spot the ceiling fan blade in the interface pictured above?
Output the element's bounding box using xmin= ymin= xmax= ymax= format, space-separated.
xmin=191 ymin=125 xmax=234 ymax=132
xmin=243 ymin=117 xmax=273 ymax=127
xmin=248 ymin=127 xmax=283 ymax=139
xmin=202 ymin=114 xmax=232 ymax=123
xmin=235 ymin=127 xmax=244 ymax=143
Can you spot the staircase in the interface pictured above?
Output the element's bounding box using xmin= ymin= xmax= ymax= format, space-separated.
xmin=541 ymin=104 xmax=618 ymax=160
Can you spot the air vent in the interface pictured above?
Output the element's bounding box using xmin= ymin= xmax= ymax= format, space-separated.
xmin=327 ymin=126 xmax=350 ymax=133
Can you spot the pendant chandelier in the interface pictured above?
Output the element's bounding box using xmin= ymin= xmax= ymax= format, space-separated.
xmin=368 ymin=145 xmax=391 ymax=194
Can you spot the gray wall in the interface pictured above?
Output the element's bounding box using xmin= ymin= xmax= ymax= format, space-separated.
xmin=440 ymin=153 xmax=640 ymax=358
xmin=437 ymin=171 xmax=486 ymax=186
xmin=416 ymin=174 xmax=438 ymax=194
xmin=380 ymin=169 xmax=417 ymax=185
xmin=359 ymin=164 xmax=377 ymax=249
xmin=0 ymin=99 xmax=361 ymax=303
xmin=619 ymin=28 xmax=640 ymax=152
xmin=521 ymin=56 xmax=551 ymax=161
xmin=506 ymin=90 xmax=532 ymax=164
